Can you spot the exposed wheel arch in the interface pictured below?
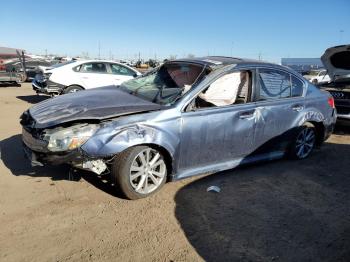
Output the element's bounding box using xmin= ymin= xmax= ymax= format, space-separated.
xmin=301 ymin=121 xmax=325 ymax=147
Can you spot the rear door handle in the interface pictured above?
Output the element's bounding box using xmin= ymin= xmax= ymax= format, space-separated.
xmin=292 ymin=105 xmax=304 ymax=111
xmin=239 ymin=110 xmax=255 ymax=119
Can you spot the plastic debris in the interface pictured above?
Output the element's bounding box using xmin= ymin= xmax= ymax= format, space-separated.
xmin=207 ymin=185 xmax=221 ymax=193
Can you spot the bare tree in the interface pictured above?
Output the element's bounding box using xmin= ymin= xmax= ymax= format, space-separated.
xmin=187 ymin=53 xmax=195 ymax=58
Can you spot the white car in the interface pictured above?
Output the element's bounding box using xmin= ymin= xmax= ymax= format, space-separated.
xmin=308 ymin=69 xmax=331 ymax=84
xmin=32 ymin=60 xmax=141 ymax=96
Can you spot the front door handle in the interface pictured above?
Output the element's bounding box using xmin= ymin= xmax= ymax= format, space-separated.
xmin=239 ymin=110 xmax=255 ymax=119
xmin=292 ymin=105 xmax=304 ymax=111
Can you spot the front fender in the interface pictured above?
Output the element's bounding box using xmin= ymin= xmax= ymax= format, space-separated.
xmin=81 ymin=123 xmax=179 ymax=159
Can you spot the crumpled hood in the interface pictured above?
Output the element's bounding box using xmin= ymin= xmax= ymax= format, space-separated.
xmin=321 ymin=44 xmax=350 ymax=83
xmin=28 ymin=86 xmax=161 ymax=128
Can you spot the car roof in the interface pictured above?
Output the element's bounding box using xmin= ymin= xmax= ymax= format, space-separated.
xmin=166 ymin=56 xmax=305 ymax=79
xmin=167 ymin=56 xmax=277 ymax=67
xmin=75 ymin=59 xmax=125 ymax=64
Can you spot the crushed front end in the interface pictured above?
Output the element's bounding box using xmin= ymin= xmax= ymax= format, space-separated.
xmin=32 ymin=73 xmax=64 ymax=96
xmin=20 ymin=110 xmax=108 ymax=175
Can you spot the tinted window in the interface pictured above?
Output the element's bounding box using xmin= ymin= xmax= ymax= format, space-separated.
xmin=291 ymin=75 xmax=304 ymax=97
xmin=81 ymin=63 xmax=107 ymax=73
xmin=110 ymin=63 xmax=135 ymax=76
xmin=258 ymin=69 xmax=291 ymax=100
xmin=319 ymin=71 xmax=326 ymax=76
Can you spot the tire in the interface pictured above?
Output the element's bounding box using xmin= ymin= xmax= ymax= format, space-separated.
xmin=312 ymin=79 xmax=318 ymax=85
xmin=289 ymin=124 xmax=316 ymax=160
xmin=64 ymin=85 xmax=83 ymax=94
xmin=111 ymin=146 xmax=167 ymax=200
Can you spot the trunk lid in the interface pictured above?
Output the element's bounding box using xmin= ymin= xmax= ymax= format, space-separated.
xmin=321 ymin=44 xmax=350 ymax=83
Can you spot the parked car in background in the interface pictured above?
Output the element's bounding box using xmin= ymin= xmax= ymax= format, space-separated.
xmin=5 ymin=59 xmax=54 ymax=81
xmin=317 ymin=44 xmax=350 ymax=123
xmin=32 ymin=60 xmax=141 ymax=96
xmin=21 ymin=56 xmax=336 ymax=199
xmin=308 ymin=69 xmax=331 ymax=84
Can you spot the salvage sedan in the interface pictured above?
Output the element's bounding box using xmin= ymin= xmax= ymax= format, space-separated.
xmin=20 ymin=57 xmax=336 ymax=199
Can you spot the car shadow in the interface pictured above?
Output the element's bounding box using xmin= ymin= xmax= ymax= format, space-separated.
xmin=174 ymin=141 xmax=350 ymax=262
xmin=0 ymin=134 xmax=125 ymax=198
xmin=0 ymin=83 xmax=21 ymax=87
xmin=334 ymin=124 xmax=350 ymax=135
xmin=16 ymin=95 xmax=49 ymax=104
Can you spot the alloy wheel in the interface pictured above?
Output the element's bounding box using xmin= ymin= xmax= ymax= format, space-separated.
xmin=129 ymin=148 xmax=166 ymax=194
xmin=295 ymin=127 xmax=316 ymax=159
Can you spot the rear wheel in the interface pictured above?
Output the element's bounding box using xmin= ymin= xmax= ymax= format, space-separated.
xmin=289 ymin=125 xmax=316 ymax=159
xmin=64 ymin=85 xmax=83 ymax=94
xmin=111 ymin=146 xmax=167 ymax=200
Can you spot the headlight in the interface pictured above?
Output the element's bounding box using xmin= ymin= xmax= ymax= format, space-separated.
xmin=44 ymin=124 xmax=99 ymax=152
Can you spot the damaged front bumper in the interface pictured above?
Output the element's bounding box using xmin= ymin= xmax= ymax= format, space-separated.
xmin=32 ymin=79 xmax=65 ymax=96
xmin=22 ymin=141 xmax=108 ymax=175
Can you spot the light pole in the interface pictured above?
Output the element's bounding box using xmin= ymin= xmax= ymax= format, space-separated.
xmin=339 ymin=30 xmax=344 ymax=44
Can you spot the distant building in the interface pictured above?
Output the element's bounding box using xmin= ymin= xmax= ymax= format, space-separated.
xmin=281 ymin=58 xmax=324 ymax=74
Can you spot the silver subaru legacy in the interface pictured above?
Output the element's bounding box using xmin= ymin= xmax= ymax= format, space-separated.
xmin=20 ymin=57 xmax=336 ymax=199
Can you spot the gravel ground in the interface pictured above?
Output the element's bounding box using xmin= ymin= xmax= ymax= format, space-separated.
xmin=0 ymin=83 xmax=349 ymax=262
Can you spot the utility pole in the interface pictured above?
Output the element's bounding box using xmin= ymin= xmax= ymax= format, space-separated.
xmin=339 ymin=29 xmax=344 ymax=44
xmin=258 ymin=52 xmax=262 ymax=61
xmin=138 ymin=51 xmax=141 ymax=62
xmin=98 ymin=41 xmax=101 ymax=59
xmin=45 ymin=49 xmax=47 ymax=57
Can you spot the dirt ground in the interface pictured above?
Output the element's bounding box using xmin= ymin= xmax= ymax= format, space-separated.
xmin=0 ymin=83 xmax=349 ymax=262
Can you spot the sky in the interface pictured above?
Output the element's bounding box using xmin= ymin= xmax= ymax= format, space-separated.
xmin=1 ymin=0 xmax=350 ymax=62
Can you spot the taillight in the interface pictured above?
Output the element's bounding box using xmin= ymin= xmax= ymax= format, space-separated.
xmin=328 ymin=96 xmax=335 ymax=108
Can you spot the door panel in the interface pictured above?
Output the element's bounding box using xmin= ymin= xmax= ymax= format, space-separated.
xmin=178 ymin=103 xmax=257 ymax=171
xmin=252 ymin=99 xmax=304 ymax=154
xmin=252 ymin=68 xmax=305 ymax=154
xmin=78 ymin=62 xmax=111 ymax=89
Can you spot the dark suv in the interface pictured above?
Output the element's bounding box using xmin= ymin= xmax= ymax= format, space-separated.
xmin=319 ymin=44 xmax=350 ymax=124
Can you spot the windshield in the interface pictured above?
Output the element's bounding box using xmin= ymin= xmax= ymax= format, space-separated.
xmin=119 ymin=62 xmax=207 ymax=105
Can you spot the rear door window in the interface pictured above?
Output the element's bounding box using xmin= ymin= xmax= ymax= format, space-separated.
xmin=110 ymin=63 xmax=135 ymax=76
xmin=80 ymin=63 xmax=107 ymax=73
xmin=258 ymin=69 xmax=291 ymax=100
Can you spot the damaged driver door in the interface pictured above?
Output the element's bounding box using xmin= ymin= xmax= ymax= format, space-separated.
xmin=177 ymin=70 xmax=258 ymax=174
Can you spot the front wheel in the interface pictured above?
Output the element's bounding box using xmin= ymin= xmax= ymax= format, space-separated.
xmin=111 ymin=146 xmax=167 ymax=200
xmin=64 ymin=85 xmax=83 ymax=94
xmin=289 ymin=125 xmax=316 ymax=159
